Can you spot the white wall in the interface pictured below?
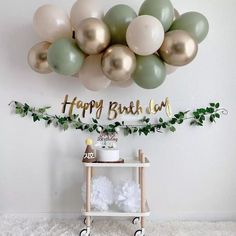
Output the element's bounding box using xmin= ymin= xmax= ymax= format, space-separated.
xmin=0 ymin=0 xmax=236 ymax=221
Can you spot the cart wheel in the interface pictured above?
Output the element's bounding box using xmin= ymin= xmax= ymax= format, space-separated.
xmin=84 ymin=218 xmax=93 ymax=225
xmin=80 ymin=229 xmax=90 ymax=236
xmin=132 ymin=217 xmax=140 ymax=225
xmin=134 ymin=229 xmax=144 ymax=236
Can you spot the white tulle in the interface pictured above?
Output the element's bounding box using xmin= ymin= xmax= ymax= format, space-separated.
xmin=114 ymin=180 xmax=141 ymax=213
xmin=82 ymin=176 xmax=114 ymax=211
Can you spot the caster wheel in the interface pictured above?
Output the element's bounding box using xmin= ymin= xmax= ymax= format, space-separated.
xmin=80 ymin=229 xmax=90 ymax=236
xmin=84 ymin=218 xmax=93 ymax=225
xmin=132 ymin=217 xmax=140 ymax=225
xmin=134 ymin=229 xmax=144 ymax=236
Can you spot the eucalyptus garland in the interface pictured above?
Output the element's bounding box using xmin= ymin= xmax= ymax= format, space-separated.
xmin=9 ymin=101 xmax=227 ymax=136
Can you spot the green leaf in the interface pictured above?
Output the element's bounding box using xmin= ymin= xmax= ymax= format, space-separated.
xmin=47 ymin=120 xmax=52 ymax=125
xmin=193 ymin=112 xmax=200 ymax=119
xmin=150 ymin=127 xmax=155 ymax=132
xmin=210 ymin=115 xmax=215 ymax=122
xmin=92 ymin=118 xmax=98 ymax=123
xmin=215 ymin=113 xmax=220 ymax=118
xmin=63 ymin=123 xmax=69 ymax=130
xmin=206 ymin=107 xmax=214 ymax=113
xmin=133 ymin=128 xmax=138 ymax=133
xmin=200 ymin=115 xmax=205 ymax=121
xmin=170 ymin=126 xmax=176 ymax=132
xmin=115 ymin=122 xmax=121 ymax=126
xmin=210 ymin=103 xmax=215 ymax=107
xmin=32 ymin=114 xmax=39 ymax=122
xmin=159 ymin=117 xmax=163 ymax=123
xmin=174 ymin=114 xmax=180 ymax=119
xmin=215 ymin=103 xmax=220 ymax=108
xmin=162 ymin=123 xmax=167 ymax=128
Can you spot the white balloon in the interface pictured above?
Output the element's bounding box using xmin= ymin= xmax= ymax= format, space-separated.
xmin=126 ymin=15 xmax=164 ymax=56
xmin=112 ymin=79 xmax=134 ymax=88
xmin=165 ymin=64 xmax=178 ymax=75
xmin=79 ymin=54 xmax=111 ymax=91
xmin=70 ymin=0 xmax=104 ymax=30
xmin=33 ymin=5 xmax=72 ymax=42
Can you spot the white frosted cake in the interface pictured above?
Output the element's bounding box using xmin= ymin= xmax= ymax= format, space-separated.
xmin=96 ymin=147 xmax=120 ymax=162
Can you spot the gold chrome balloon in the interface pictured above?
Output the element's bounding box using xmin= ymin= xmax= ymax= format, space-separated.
xmin=159 ymin=30 xmax=198 ymax=66
xmin=75 ymin=18 xmax=110 ymax=55
xmin=28 ymin=41 xmax=52 ymax=74
xmin=101 ymin=45 xmax=136 ymax=81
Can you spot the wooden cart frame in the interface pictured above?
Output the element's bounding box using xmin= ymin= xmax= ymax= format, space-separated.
xmin=80 ymin=150 xmax=150 ymax=236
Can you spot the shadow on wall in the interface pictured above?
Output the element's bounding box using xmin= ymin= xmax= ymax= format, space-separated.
xmin=48 ymin=133 xmax=84 ymax=213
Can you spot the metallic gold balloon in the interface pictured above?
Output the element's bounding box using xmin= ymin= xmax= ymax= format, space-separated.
xmin=75 ymin=18 xmax=110 ymax=55
xmin=28 ymin=41 xmax=52 ymax=74
xmin=158 ymin=30 xmax=198 ymax=66
xmin=101 ymin=45 xmax=136 ymax=81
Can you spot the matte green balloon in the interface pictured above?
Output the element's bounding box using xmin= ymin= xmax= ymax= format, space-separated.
xmin=170 ymin=12 xmax=209 ymax=43
xmin=133 ymin=55 xmax=166 ymax=89
xmin=139 ymin=0 xmax=174 ymax=32
xmin=104 ymin=4 xmax=137 ymax=44
xmin=48 ymin=38 xmax=85 ymax=76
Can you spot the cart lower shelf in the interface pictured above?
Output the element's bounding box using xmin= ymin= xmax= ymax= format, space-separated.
xmin=82 ymin=201 xmax=150 ymax=217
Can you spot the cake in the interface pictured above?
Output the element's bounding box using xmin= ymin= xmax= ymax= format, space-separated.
xmin=96 ymin=147 xmax=120 ymax=162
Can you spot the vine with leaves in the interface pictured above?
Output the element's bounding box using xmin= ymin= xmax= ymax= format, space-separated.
xmin=9 ymin=101 xmax=227 ymax=136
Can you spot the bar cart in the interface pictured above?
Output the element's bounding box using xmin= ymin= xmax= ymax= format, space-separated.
xmin=79 ymin=150 xmax=150 ymax=236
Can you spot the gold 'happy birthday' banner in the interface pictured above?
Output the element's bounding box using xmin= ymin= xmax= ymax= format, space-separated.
xmin=61 ymin=95 xmax=172 ymax=120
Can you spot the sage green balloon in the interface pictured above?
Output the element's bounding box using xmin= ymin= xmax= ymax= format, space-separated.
xmin=104 ymin=4 xmax=137 ymax=44
xmin=48 ymin=38 xmax=85 ymax=76
xmin=139 ymin=0 xmax=174 ymax=32
xmin=132 ymin=55 xmax=166 ymax=89
xmin=170 ymin=12 xmax=209 ymax=43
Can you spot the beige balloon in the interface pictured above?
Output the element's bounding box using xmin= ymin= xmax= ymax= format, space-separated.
xmin=101 ymin=45 xmax=136 ymax=81
xmin=165 ymin=64 xmax=178 ymax=75
xmin=112 ymin=78 xmax=134 ymax=88
xmin=126 ymin=15 xmax=164 ymax=56
xmin=70 ymin=0 xmax=104 ymax=30
xmin=79 ymin=54 xmax=111 ymax=91
xmin=159 ymin=30 xmax=198 ymax=66
xmin=75 ymin=18 xmax=110 ymax=55
xmin=173 ymin=9 xmax=180 ymax=21
xmin=33 ymin=5 xmax=72 ymax=42
xmin=28 ymin=41 xmax=52 ymax=74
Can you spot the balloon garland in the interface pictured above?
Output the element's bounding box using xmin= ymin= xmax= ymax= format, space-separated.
xmin=28 ymin=0 xmax=209 ymax=90
xmin=9 ymin=101 xmax=226 ymax=136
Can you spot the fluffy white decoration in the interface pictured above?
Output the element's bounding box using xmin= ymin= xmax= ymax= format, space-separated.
xmin=82 ymin=176 xmax=114 ymax=211
xmin=114 ymin=180 xmax=141 ymax=213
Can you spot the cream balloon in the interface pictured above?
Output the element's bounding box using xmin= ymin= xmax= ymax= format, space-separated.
xmin=126 ymin=15 xmax=164 ymax=56
xmin=112 ymin=79 xmax=134 ymax=88
xmin=33 ymin=5 xmax=72 ymax=43
xmin=165 ymin=64 xmax=178 ymax=75
xmin=79 ymin=54 xmax=111 ymax=91
xmin=70 ymin=0 xmax=104 ymax=30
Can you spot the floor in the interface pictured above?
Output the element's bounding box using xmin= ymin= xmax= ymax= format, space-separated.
xmin=0 ymin=216 xmax=236 ymax=236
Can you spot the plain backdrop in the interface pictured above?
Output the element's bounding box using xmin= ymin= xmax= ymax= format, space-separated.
xmin=0 ymin=0 xmax=236 ymax=221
